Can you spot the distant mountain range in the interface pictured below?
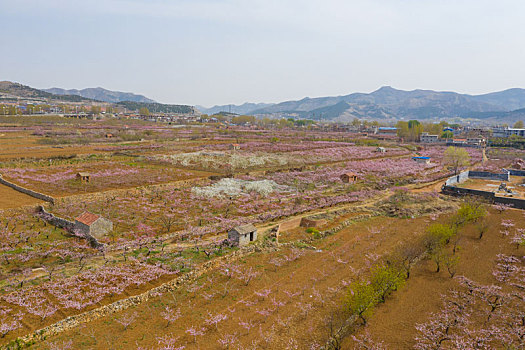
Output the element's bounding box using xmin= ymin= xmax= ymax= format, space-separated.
xmin=43 ymin=87 xmax=155 ymax=103
xmin=198 ymin=86 xmax=525 ymax=123
xmin=4 ymin=80 xmax=525 ymax=122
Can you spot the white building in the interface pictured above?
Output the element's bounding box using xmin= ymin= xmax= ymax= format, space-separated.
xmin=492 ymin=127 xmax=525 ymax=138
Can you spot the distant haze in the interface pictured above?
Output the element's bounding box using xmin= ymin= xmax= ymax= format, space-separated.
xmin=1 ymin=0 xmax=525 ymax=106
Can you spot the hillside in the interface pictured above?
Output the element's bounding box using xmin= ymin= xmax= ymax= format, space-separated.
xmin=44 ymin=87 xmax=155 ymax=103
xmin=0 ymin=81 xmax=94 ymax=102
xmin=470 ymin=88 xmax=525 ymax=111
xmin=116 ymin=101 xmax=194 ymax=114
xmin=252 ymin=86 xmax=511 ymax=120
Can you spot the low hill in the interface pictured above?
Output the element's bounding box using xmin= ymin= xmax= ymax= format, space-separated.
xmin=197 ymin=102 xmax=274 ymax=115
xmin=44 ymin=87 xmax=155 ymax=103
xmin=0 ymin=81 xmax=94 ymax=102
xmin=116 ymin=101 xmax=194 ymax=114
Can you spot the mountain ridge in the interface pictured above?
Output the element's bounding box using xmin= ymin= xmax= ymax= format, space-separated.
xmin=43 ymin=87 xmax=155 ymax=103
xmin=201 ymin=86 xmax=525 ymax=122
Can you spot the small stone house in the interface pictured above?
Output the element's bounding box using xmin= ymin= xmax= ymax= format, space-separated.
xmin=105 ymin=133 xmax=114 ymax=138
xmin=228 ymin=224 xmax=257 ymax=246
xmin=74 ymin=211 xmax=113 ymax=239
xmin=376 ymin=147 xmax=386 ymax=153
xmin=230 ymin=143 xmax=241 ymax=150
xmin=76 ymin=172 xmax=91 ymax=183
xmin=340 ymin=172 xmax=358 ymax=183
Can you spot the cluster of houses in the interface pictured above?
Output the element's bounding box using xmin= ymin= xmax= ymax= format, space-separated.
xmin=420 ymin=132 xmax=486 ymax=147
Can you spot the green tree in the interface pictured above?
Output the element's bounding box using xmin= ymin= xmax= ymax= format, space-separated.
xmin=444 ymin=147 xmax=470 ymax=174
xmin=139 ymin=107 xmax=150 ymax=116
xmin=425 ymin=223 xmax=456 ymax=246
xmin=441 ymin=130 xmax=454 ymax=139
xmin=344 ymin=280 xmax=377 ymax=324
xmin=370 ymin=264 xmax=405 ymax=302
xmin=514 ymin=120 xmax=524 ymax=128
xmin=452 ymin=200 xmax=487 ymax=227
xmin=408 ymin=120 xmax=420 ymax=129
xmin=396 ymin=120 xmax=423 ymax=141
xmin=91 ymin=105 xmax=101 ymax=114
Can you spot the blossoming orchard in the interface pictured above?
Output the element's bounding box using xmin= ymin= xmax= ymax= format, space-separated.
xmin=0 ymin=118 xmax=523 ymax=349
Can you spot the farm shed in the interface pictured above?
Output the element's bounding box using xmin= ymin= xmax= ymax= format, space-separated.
xmin=228 ymin=224 xmax=257 ymax=246
xmin=230 ymin=143 xmax=241 ymax=150
xmin=412 ymin=156 xmax=431 ymax=165
xmin=76 ymin=172 xmax=91 ymax=183
xmin=74 ymin=211 xmax=113 ymax=239
xmin=340 ymin=172 xmax=358 ymax=183
xmin=376 ymin=147 xmax=386 ymax=153
xmin=105 ymin=133 xmax=114 ymax=138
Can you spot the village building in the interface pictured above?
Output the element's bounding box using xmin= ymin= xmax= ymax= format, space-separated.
xmin=74 ymin=212 xmax=113 ymax=239
xmin=105 ymin=133 xmax=114 ymax=138
xmin=447 ymin=138 xmax=468 ymax=146
xmin=376 ymin=146 xmax=386 ymax=153
xmin=340 ymin=172 xmax=358 ymax=183
xmin=413 ymin=156 xmax=431 ymax=164
xmin=420 ymin=132 xmax=439 ymax=143
xmin=467 ymin=137 xmax=486 ymax=147
xmin=492 ymin=127 xmax=525 ymax=138
xmin=76 ymin=172 xmax=90 ymax=183
xmin=230 ymin=143 xmax=241 ymax=150
xmin=228 ymin=224 xmax=257 ymax=246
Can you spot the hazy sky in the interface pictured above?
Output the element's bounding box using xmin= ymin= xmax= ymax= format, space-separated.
xmin=1 ymin=0 xmax=525 ymax=106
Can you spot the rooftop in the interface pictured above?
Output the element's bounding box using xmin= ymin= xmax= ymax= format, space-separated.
xmin=232 ymin=223 xmax=257 ymax=235
xmin=75 ymin=212 xmax=100 ymax=226
xmin=378 ymin=127 xmax=397 ymax=130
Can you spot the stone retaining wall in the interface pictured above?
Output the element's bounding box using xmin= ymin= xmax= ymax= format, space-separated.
xmin=278 ymin=217 xmax=302 ymax=232
xmin=0 ymin=174 xmax=55 ymax=204
xmin=37 ymin=206 xmax=75 ymax=231
xmin=320 ymin=214 xmax=373 ymax=237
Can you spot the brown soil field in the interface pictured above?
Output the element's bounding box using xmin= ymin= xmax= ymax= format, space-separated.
xmin=344 ymin=207 xmax=525 ymax=349
xmin=32 ymin=213 xmax=452 ymax=350
xmin=0 ymin=132 xmax=102 ymax=160
xmin=0 ymin=183 xmax=43 ymax=208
